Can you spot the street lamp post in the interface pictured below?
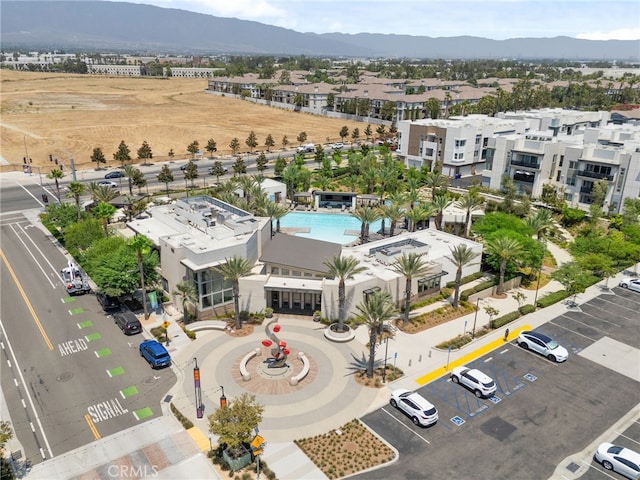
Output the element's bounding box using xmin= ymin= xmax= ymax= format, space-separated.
xmin=382 ymin=336 xmax=389 ymax=384
xmin=471 ymin=297 xmax=480 ymax=339
xmin=533 ymin=265 xmax=543 ymax=306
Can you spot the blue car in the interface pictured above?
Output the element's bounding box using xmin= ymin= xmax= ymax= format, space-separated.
xmin=139 ymin=340 xmax=171 ymax=369
xmin=104 ymin=171 xmax=124 ymax=179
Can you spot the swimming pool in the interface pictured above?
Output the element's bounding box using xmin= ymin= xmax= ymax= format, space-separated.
xmin=278 ymin=212 xmax=383 ymax=244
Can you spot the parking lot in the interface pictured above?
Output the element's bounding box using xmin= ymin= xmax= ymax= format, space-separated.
xmin=353 ymin=286 xmax=640 ymax=480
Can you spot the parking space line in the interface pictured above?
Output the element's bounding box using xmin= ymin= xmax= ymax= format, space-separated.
xmin=380 ymin=408 xmax=430 ymax=444
xmin=557 ymin=311 xmax=618 ymax=334
xmin=614 ymin=431 xmax=640 ymax=446
xmin=548 ymin=319 xmax=598 ymax=341
xmin=415 ymin=325 xmax=531 ymax=386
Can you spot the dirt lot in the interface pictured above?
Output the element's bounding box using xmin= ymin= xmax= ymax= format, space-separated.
xmin=0 ymin=70 xmax=362 ymax=171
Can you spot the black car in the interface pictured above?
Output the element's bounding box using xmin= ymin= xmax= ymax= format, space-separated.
xmin=208 ymin=166 xmax=229 ymax=175
xmin=104 ymin=171 xmax=125 ymax=179
xmin=113 ymin=312 xmax=142 ymax=335
xmin=96 ymin=292 xmax=120 ymax=311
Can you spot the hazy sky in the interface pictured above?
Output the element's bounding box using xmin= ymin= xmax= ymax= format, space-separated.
xmin=122 ymin=0 xmax=640 ymax=40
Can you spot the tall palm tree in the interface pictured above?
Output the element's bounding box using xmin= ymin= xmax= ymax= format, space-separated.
xmin=264 ymin=202 xmax=288 ymax=235
xmin=323 ymin=255 xmax=366 ymax=332
xmin=46 ymin=168 xmax=64 ymax=201
xmin=88 ymin=182 xmax=119 ymax=204
xmin=237 ymin=175 xmax=256 ymax=206
xmin=128 ymin=235 xmax=154 ymax=319
xmin=173 ymin=280 xmax=198 ymax=324
xmin=93 ymin=201 xmax=116 ymax=237
xmin=454 ymin=192 xmax=484 ymax=238
xmin=424 ymin=171 xmax=447 ymax=199
xmin=354 ymin=290 xmax=397 ymax=378
xmin=485 ymin=235 xmax=524 ymax=295
xmin=351 ymin=206 xmax=381 ymax=244
xmin=415 ymin=203 xmax=437 ymax=231
xmin=281 ymin=163 xmax=299 ymax=202
xmin=432 ymin=194 xmax=453 ymax=231
xmin=122 ymin=164 xmax=137 ymax=196
xmin=391 ymin=253 xmax=433 ymax=323
xmin=525 ymin=208 xmax=554 ymax=241
xmin=446 ymin=244 xmax=481 ymax=308
xmin=380 ymin=202 xmax=405 ymax=237
xmin=65 ymin=181 xmax=86 ymax=221
xmin=214 ymin=256 xmax=254 ymax=330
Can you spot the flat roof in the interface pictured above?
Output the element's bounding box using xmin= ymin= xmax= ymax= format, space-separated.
xmin=260 ymin=233 xmax=342 ymax=272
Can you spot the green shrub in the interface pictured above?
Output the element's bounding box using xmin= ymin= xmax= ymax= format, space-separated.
xmin=536 ymin=289 xmax=572 ymax=308
xmin=436 ymin=334 xmax=472 ymax=350
xmin=239 ymin=311 xmax=250 ymax=321
xmin=518 ymin=304 xmax=536 ymax=315
xmin=170 ymin=402 xmax=194 ymax=429
xmin=183 ymin=327 xmax=196 ymax=339
xmin=460 ymin=279 xmax=496 ymax=301
xmin=491 ymin=311 xmax=521 ymax=329
xmin=445 ymin=271 xmax=484 ymax=289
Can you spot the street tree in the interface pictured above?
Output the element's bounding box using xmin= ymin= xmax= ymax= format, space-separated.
xmin=47 ymin=168 xmax=64 ymax=200
xmin=0 ymin=421 xmax=14 ymax=459
xmin=339 ymin=126 xmax=349 ymax=141
xmin=168 ymin=149 xmax=175 ymax=160
xmin=66 ymin=181 xmax=86 ymax=221
xmin=173 ymin=280 xmax=197 ymax=324
xmin=245 ymin=131 xmax=258 ymax=153
xmin=131 ymin=168 xmax=147 ymax=193
xmin=88 ymin=182 xmax=119 ymax=203
xmin=229 ymin=137 xmax=240 ymax=156
xmin=551 ymin=261 xmax=591 ymax=306
xmin=281 ymin=135 xmax=289 ymax=150
xmin=351 ymin=127 xmax=360 ymax=143
xmin=187 ymin=140 xmax=200 ymax=158
xmin=213 ymin=256 xmax=254 ymax=330
xmin=297 ymin=131 xmax=307 ymax=145
xmin=91 ymin=147 xmax=106 ymax=169
xmin=128 ymin=235 xmax=154 ymax=320
xmin=122 ymin=164 xmax=137 ymax=195
xmin=232 ymin=157 xmax=247 ymax=175
xmin=208 ymin=393 xmax=264 ymax=460
xmin=323 ymin=255 xmax=366 ymax=331
xmin=446 ymin=244 xmax=481 ymax=308
xmin=157 ymin=165 xmax=174 ymax=193
xmin=137 ymin=140 xmax=153 ymax=163
xmin=183 ymin=161 xmax=199 ymax=189
xmin=113 ymin=140 xmax=131 ymax=167
xmin=264 ymin=134 xmax=275 ymax=152
xmin=210 ymin=161 xmax=226 ymax=183
xmin=64 ymin=218 xmax=103 ymax=252
xmin=364 ymin=124 xmax=373 ymax=140
xmin=256 ymin=151 xmax=268 ymax=172
xmin=391 ymin=252 xmax=433 ymax=323
xmin=206 ymin=138 xmax=217 ymax=157
xmin=354 ymin=290 xmax=397 ymax=378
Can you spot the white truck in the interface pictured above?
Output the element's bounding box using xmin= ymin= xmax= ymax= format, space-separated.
xmin=296 ymin=143 xmax=316 ymax=154
xmin=61 ymin=260 xmax=91 ymax=296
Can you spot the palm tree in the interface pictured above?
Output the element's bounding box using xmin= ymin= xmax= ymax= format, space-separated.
xmin=415 ymin=203 xmax=436 ymax=231
xmin=88 ymin=182 xmax=119 ymax=203
xmin=485 ymin=235 xmax=524 ymax=295
xmin=122 ymin=164 xmax=137 ymax=196
xmin=391 ymin=253 xmax=433 ymax=324
xmin=446 ymin=244 xmax=481 ymax=308
xmin=264 ymin=201 xmax=288 ymax=235
xmin=425 ymin=171 xmax=447 ymax=199
xmin=65 ymin=181 xmax=86 ymax=221
xmin=93 ymin=201 xmax=116 ymax=237
xmin=354 ymin=290 xmax=397 ymax=378
xmin=378 ymin=202 xmax=405 ymax=237
xmin=237 ymin=175 xmax=256 ymax=207
xmin=47 ymin=168 xmax=64 ymax=201
xmin=351 ymin=206 xmax=381 ymax=243
xmin=173 ymin=280 xmax=197 ymax=324
xmin=213 ymin=256 xmax=254 ymax=330
xmin=525 ymin=208 xmax=554 ymax=241
xmin=323 ymin=255 xmax=366 ymax=332
xmin=454 ymin=192 xmax=484 ymax=238
xmin=432 ymin=194 xmax=453 ymax=231
xmin=128 ymin=235 xmax=154 ymax=319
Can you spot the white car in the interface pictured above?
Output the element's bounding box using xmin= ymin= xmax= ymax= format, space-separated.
xmin=517 ymin=330 xmax=569 ymax=363
xmin=389 ymin=389 xmax=438 ymax=427
xmin=97 ymin=180 xmax=118 ymax=188
xmin=619 ymin=278 xmax=640 ymax=293
xmin=595 ymin=443 xmax=640 ymax=479
xmin=450 ymin=366 xmax=497 ymax=398
xmin=332 ymin=142 xmax=344 ymax=150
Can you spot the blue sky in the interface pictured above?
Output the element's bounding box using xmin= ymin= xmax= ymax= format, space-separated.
xmin=125 ymin=0 xmax=640 ymax=40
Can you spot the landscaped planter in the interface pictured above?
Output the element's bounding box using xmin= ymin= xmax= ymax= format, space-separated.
xmin=323 ymin=323 xmax=355 ymax=342
xmin=222 ymin=444 xmax=252 ymax=471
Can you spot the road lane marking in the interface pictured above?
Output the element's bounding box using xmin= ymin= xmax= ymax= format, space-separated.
xmin=95 ymin=348 xmax=112 ymax=358
xmin=85 ymin=333 xmax=101 ymax=342
xmin=415 ymin=325 xmax=531 ymax=386
xmin=381 ymin=407 xmax=430 ymax=444
xmin=84 ymin=413 xmax=101 ymax=440
xmin=120 ymin=386 xmax=138 ymax=399
xmin=107 ymin=366 xmax=125 ymax=377
xmin=78 ymin=320 xmax=93 ymax=328
xmin=9 ymin=224 xmax=57 ymax=288
xmin=68 ymin=307 xmax=84 ymax=315
xmin=0 ymin=317 xmax=54 ymax=457
xmin=0 ymin=248 xmax=54 ymax=350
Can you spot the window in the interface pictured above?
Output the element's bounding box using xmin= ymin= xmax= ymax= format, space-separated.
xmin=292 ymin=270 xmax=301 ymax=276
xmin=281 ymin=268 xmax=290 ymax=276
xmin=191 ymin=268 xmax=232 ymax=309
xmin=455 ymin=139 xmax=466 ymax=147
xmin=271 ymin=266 xmax=279 ymax=274
xmin=559 ymin=155 xmax=564 ymax=167
xmin=616 ymin=167 xmax=625 ymax=192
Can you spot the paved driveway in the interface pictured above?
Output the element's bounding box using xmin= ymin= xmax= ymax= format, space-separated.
xmin=353 ymin=286 xmax=640 ymax=480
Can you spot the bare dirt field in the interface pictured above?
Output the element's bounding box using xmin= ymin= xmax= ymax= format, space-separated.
xmin=0 ymin=70 xmax=362 ymax=171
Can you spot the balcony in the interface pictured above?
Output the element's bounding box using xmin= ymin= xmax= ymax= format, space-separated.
xmin=576 ymin=170 xmax=614 ymax=181
xmin=510 ymin=159 xmax=540 ymax=169
xmin=580 ymin=186 xmax=593 ymax=194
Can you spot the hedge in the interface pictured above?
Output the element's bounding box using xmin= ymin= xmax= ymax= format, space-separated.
xmin=518 ymin=304 xmax=536 ymax=315
xmin=170 ymin=402 xmax=194 ymax=429
xmin=445 ymin=271 xmax=485 ymax=289
xmin=536 ymin=290 xmax=572 ymax=308
xmin=460 ymin=279 xmax=497 ymax=301
xmin=491 ymin=311 xmax=521 ymax=329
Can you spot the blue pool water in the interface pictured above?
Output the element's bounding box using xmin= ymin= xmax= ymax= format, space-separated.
xmin=279 ymin=212 xmax=383 ymax=244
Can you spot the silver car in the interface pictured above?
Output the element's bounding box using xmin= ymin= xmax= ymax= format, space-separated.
xmin=619 ymin=278 xmax=640 ymax=293
xmin=390 ymin=389 xmax=438 ymax=427
xmin=595 ymin=443 xmax=640 ymax=479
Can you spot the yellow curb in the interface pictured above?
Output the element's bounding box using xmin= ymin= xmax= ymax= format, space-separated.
xmin=187 ymin=426 xmax=212 ymax=452
xmin=414 ymin=325 xmax=531 ymax=386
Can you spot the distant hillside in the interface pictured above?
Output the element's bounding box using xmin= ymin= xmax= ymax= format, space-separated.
xmin=1 ymin=1 xmax=638 ymax=60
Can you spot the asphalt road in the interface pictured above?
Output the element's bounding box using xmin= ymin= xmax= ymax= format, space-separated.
xmin=0 ymin=212 xmax=176 ymax=466
xmin=352 ymin=287 xmax=640 ymax=480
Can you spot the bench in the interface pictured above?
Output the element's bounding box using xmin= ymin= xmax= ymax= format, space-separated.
xmin=240 ymin=348 xmax=261 ymax=381
xmin=289 ymin=351 xmax=310 ymax=386
xmin=187 ymin=320 xmax=227 ymax=332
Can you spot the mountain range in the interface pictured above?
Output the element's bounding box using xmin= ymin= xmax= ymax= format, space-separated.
xmin=1 ymin=1 xmax=638 ymax=61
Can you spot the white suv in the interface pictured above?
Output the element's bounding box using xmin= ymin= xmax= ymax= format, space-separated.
xmin=390 ymin=389 xmax=438 ymax=426
xmin=517 ymin=330 xmax=568 ymax=363
xmin=451 ymin=366 xmax=497 ymax=398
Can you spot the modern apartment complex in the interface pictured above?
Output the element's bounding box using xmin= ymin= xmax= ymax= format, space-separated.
xmin=397 ymin=109 xmax=639 ymax=214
